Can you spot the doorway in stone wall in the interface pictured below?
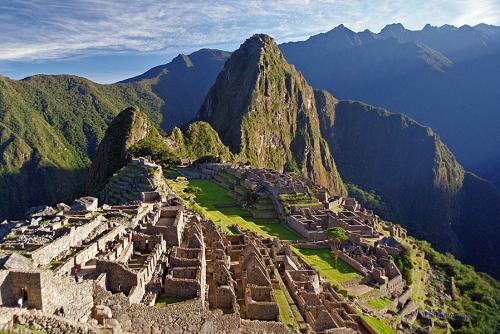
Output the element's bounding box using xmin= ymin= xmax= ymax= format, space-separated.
xmin=20 ymin=287 xmax=28 ymax=308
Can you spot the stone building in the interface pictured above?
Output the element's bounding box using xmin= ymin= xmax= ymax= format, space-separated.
xmin=164 ymin=218 xmax=206 ymax=300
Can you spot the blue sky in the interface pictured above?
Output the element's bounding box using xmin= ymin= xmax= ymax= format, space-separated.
xmin=1 ymin=0 xmax=499 ymax=83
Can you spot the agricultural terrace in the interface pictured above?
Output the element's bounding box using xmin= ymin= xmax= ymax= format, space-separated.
xmin=365 ymin=296 xmax=393 ymax=310
xmin=166 ymin=178 xmax=301 ymax=240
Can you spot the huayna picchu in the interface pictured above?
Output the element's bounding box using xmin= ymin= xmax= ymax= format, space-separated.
xmin=0 ymin=10 xmax=499 ymax=334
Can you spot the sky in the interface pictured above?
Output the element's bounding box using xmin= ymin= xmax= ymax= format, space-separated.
xmin=0 ymin=0 xmax=499 ymax=83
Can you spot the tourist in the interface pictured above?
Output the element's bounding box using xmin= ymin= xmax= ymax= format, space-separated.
xmin=17 ymin=296 xmax=23 ymax=309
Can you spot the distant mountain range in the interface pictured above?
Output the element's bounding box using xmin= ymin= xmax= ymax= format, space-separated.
xmin=121 ymin=49 xmax=230 ymax=132
xmin=280 ymin=23 xmax=500 ymax=189
xmin=0 ymin=24 xmax=499 ymax=278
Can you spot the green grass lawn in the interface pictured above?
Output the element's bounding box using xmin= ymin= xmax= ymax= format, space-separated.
xmin=274 ymin=288 xmax=295 ymax=329
xmin=360 ymin=313 xmax=393 ymax=334
xmin=155 ymin=294 xmax=190 ymax=307
xmin=291 ymin=247 xmax=362 ymax=284
xmin=167 ymin=178 xmax=301 ymax=240
xmin=366 ymin=296 xmax=393 ymax=310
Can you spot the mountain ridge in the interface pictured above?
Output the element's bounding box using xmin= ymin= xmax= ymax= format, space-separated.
xmin=279 ymin=23 xmax=500 ymax=184
xmin=199 ymin=34 xmax=346 ymax=196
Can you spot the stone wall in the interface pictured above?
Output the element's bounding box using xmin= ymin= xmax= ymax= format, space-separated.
xmin=338 ymin=252 xmax=368 ymax=275
xmin=96 ymin=260 xmax=138 ymax=295
xmin=93 ymin=284 xmax=212 ymax=333
xmin=7 ymin=271 xmax=43 ymax=310
xmin=164 ymin=274 xmax=202 ymax=298
xmin=31 ymin=216 xmax=103 ymax=265
xmin=40 ymin=271 xmax=94 ymax=322
xmin=13 ymin=310 xmax=98 ymax=334
xmin=0 ymin=270 xmax=93 ymax=322
xmin=57 ymin=225 xmax=125 ymax=275
xmin=384 ymin=274 xmax=404 ymax=296
xmin=0 ymin=270 xmax=13 ymax=305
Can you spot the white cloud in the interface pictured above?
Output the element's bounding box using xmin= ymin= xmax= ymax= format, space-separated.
xmin=453 ymin=0 xmax=500 ymax=26
xmin=0 ymin=0 xmax=498 ymax=61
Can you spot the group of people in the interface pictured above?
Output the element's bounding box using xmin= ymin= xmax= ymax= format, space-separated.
xmin=105 ymin=240 xmax=118 ymax=252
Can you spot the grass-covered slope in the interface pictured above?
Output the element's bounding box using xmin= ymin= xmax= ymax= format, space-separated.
xmin=318 ymin=98 xmax=499 ymax=278
xmin=166 ymin=121 xmax=233 ymax=161
xmin=0 ymin=49 xmax=230 ymax=219
xmin=0 ymin=75 xmax=163 ymax=219
xmin=199 ymin=34 xmax=346 ymax=196
xmin=415 ymin=239 xmax=500 ymax=334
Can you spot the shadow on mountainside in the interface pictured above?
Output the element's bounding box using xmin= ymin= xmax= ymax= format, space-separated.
xmin=0 ymin=166 xmax=87 ymax=220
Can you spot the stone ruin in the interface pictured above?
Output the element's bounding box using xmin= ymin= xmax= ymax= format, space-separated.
xmin=100 ymin=157 xmax=169 ymax=205
xmin=164 ymin=219 xmax=206 ymax=300
xmin=0 ymin=159 xmax=414 ymax=333
xmin=197 ymin=162 xmax=410 ymax=318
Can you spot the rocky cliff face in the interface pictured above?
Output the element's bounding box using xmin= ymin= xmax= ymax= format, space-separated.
xmin=199 ymin=34 xmax=345 ymax=195
xmin=317 ymin=98 xmax=499 ymax=277
xmin=280 ymin=24 xmax=500 ymax=184
xmin=85 ymin=106 xmax=155 ymax=194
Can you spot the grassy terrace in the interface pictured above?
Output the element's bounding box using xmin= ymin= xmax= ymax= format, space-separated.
xmin=360 ymin=313 xmax=393 ymax=334
xmin=291 ymin=248 xmax=362 ymax=285
xmin=273 ymin=269 xmax=307 ymax=331
xmin=274 ymin=287 xmax=294 ymax=329
xmin=366 ymin=296 xmax=393 ymax=310
xmin=167 ymin=178 xmax=301 ymax=240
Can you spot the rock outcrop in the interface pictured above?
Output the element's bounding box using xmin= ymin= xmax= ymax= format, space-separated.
xmin=85 ymin=107 xmax=155 ymax=194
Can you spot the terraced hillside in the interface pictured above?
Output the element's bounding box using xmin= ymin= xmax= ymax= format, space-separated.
xmin=100 ymin=158 xmax=169 ymax=205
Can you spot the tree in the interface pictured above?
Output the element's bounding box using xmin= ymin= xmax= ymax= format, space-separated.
xmin=326 ymin=227 xmax=348 ymax=268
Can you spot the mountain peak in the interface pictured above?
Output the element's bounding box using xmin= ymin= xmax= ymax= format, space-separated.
xmin=171 ymin=53 xmax=194 ymax=67
xmin=241 ymin=34 xmax=278 ymax=52
xmin=381 ymin=23 xmax=406 ymax=33
xmin=84 ymin=106 xmax=155 ymax=194
xmin=326 ymin=24 xmax=355 ymax=36
xmin=423 ymin=23 xmax=436 ymax=31
xmin=198 ymin=34 xmax=346 ymax=195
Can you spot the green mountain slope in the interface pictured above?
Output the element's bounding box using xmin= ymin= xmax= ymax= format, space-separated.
xmin=84 ymin=106 xmax=158 ymax=194
xmin=166 ymin=121 xmax=233 ymax=161
xmin=199 ymin=34 xmax=345 ymax=195
xmin=85 ymin=108 xmax=231 ymax=195
xmin=318 ymin=98 xmax=499 ymax=278
xmin=0 ymin=75 xmax=163 ymax=219
xmin=0 ymin=49 xmax=228 ymax=219
xmin=122 ymin=49 xmax=230 ymax=132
